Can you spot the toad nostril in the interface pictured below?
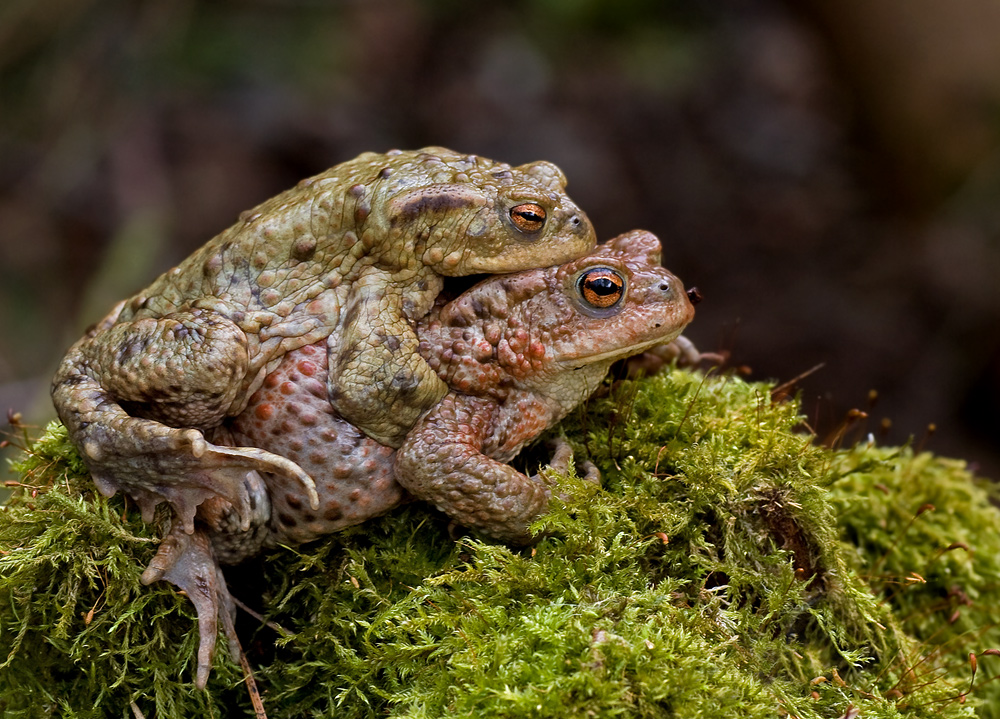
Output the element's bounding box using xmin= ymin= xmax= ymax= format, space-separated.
xmin=686 ymin=287 xmax=703 ymax=305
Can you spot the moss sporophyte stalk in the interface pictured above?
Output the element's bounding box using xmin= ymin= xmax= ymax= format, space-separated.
xmin=4 ymin=369 xmax=1000 ymax=718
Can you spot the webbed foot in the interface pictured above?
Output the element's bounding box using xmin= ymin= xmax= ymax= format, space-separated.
xmin=141 ymin=521 xmax=237 ymax=690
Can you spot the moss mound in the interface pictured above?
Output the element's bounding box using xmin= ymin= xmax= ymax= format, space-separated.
xmin=3 ymin=369 xmax=1000 ymax=718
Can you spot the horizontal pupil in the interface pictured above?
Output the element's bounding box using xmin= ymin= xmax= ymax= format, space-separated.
xmin=587 ymin=278 xmax=619 ymax=295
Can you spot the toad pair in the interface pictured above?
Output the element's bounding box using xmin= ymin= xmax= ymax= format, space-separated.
xmin=51 ymin=148 xmax=697 ymax=686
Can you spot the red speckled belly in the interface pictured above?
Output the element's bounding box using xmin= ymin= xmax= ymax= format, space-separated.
xmin=228 ymin=341 xmax=407 ymax=545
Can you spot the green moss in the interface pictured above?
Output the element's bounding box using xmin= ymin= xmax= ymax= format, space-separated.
xmin=829 ymin=445 xmax=1000 ymax=717
xmin=3 ymin=370 xmax=997 ymax=717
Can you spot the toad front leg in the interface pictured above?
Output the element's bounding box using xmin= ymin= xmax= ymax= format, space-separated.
xmin=394 ymin=394 xmax=552 ymax=545
xmin=327 ymin=268 xmax=448 ymax=448
xmin=51 ymin=307 xmax=317 ymax=532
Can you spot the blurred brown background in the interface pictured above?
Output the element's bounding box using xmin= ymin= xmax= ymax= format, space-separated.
xmin=3 ymin=0 xmax=1000 ymax=477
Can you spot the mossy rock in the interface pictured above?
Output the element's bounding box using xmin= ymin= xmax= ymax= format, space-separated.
xmin=2 ymin=369 xmax=999 ymax=718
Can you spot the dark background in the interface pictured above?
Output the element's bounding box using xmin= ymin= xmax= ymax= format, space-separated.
xmin=4 ymin=0 xmax=1000 ymax=477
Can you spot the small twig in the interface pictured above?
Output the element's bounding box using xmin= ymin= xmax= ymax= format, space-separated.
xmin=220 ymin=604 xmax=268 ymax=719
xmin=770 ymin=363 xmax=825 ymax=401
xmin=232 ymin=595 xmax=292 ymax=638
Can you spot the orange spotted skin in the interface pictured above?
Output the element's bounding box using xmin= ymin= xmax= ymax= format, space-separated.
xmin=51 ymin=147 xmax=596 ymax=543
xmin=225 ymin=229 xmax=696 ymax=551
xmin=153 ymin=229 xmax=694 ymax=688
xmin=396 ymin=229 xmax=695 ymax=543
xmin=229 ymin=342 xmax=403 ymax=547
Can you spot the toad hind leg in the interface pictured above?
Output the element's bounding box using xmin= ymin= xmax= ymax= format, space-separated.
xmin=144 ymin=469 xmax=272 ymax=690
xmin=141 ymin=520 xmax=237 ymax=690
xmin=52 ymin=309 xmax=319 ymax=530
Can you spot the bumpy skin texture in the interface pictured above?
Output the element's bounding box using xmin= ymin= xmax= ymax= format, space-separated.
xmin=396 ymin=229 xmax=696 ymax=543
xmin=141 ymin=229 xmax=696 ymax=687
xmin=232 ymin=229 xmax=695 ymax=547
xmin=51 ymin=147 xmax=595 ymax=541
xmin=228 ymin=341 xmax=403 ymax=548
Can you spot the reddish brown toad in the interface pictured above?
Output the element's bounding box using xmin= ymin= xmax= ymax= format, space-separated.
xmin=237 ymin=229 xmax=695 ymax=545
xmin=146 ymin=230 xmax=696 ymax=686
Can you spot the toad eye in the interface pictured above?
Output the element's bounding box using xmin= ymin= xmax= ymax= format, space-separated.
xmin=578 ymin=268 xmax=625 ymax=309
xmin=510 ymin=203 xmax=547 ymax=233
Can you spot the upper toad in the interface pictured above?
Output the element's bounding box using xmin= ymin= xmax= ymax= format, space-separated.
xmin=51 ymin=147 xmax=595 ymax=537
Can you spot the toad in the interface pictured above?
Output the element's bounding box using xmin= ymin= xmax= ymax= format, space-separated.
xmin=51 ymin=148 xmax=596 ymax=539
xmin=145 ymin=229 xmax=697 ymax=687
